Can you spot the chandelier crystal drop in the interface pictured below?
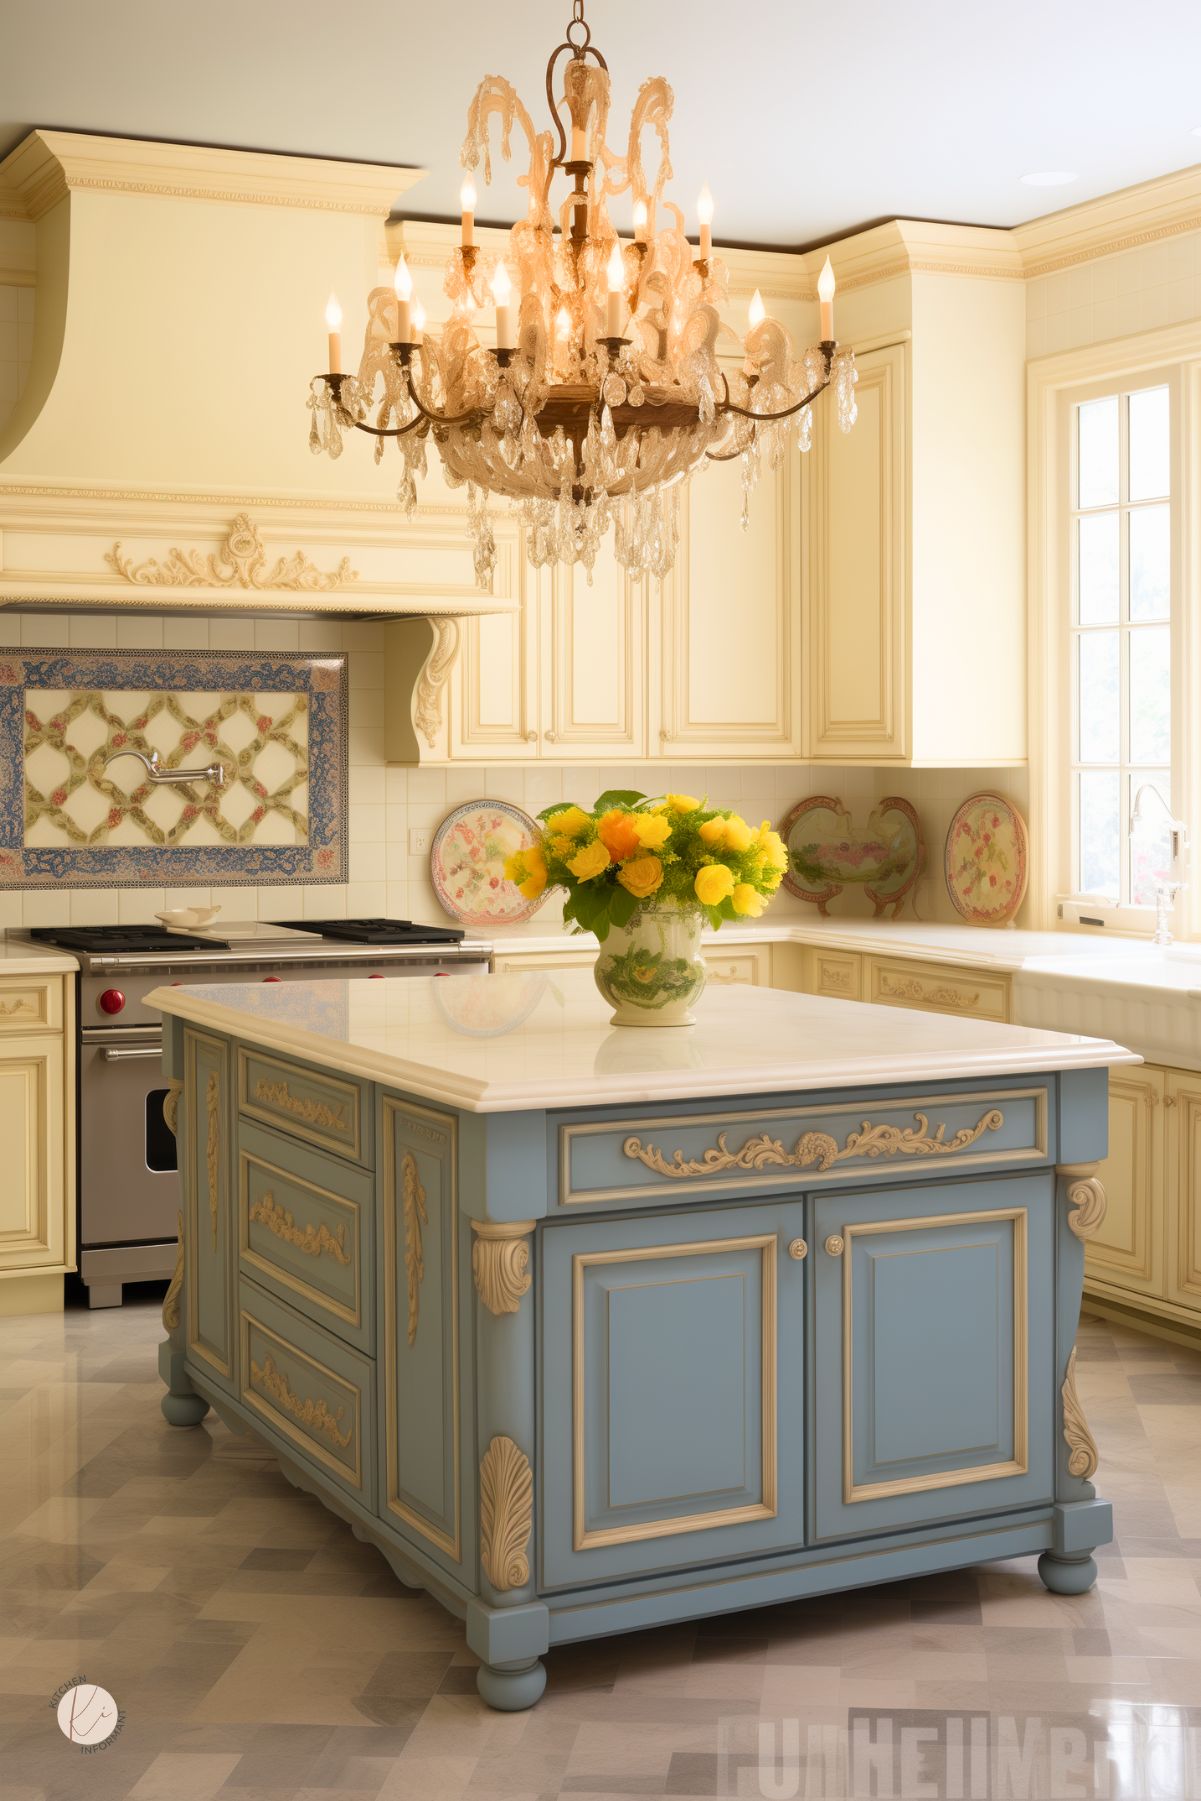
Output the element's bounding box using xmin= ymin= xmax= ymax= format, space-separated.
xmin=307 ymin=0 xmax=857 ymax=585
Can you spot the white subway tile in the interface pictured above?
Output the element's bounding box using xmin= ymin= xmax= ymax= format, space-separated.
xmin=24 ymin=890 xmax=71 ymax=929
xmin=253 ymin=617 xmax=300 ymax=652
xmin=211 ymin=617 xmax=256 ymax=652
xmin=349 ymin=842 xmax=387 ymax=883
xmin=70 ymin=613 xmax=118 ymax=648
xmin=348 ymin=803 xmax=386 ymax=844
xmin=162 ymin=616 xmax=211 ymax=650
xmin=69 ymin=890 xmax=121 ymax=926
xmin=116 ymin=615 xmax=165 ymax=650
xmin=346 ymin=881 xmax=387 ymax=916
xmin=22 ymin=613 xmax=71 ymax=647
xmin=118 ymin=887 xmax=164 ymax=922
xmin=349 ymin=766 xmax=386 ymax=805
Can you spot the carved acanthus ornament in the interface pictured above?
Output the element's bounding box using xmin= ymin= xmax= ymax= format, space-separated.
xmin=479 ymin=1435 xmax=534 ymax=1592
xmin=624 ymin=1108 xmax=1005 ymax=1181
xmin=250 ymin=1352 xmax=354 ymax=1449
xmin=1061 ymin=1347 xmax=1099 ymax=1480
xmin=401 ymin=1151 xmax=428 ymax=1347
xmin=106 ymin=513 xmax=357 ymax=592
xmin=206 ymin=1071 xmax=220 ymax=1249
xmin=414 ymin=618 xmax=461 ymax=749
xmin=162 ymin=1208 xmax=184 ymax=1332
xmin=877 ymin=972 xmax=979 ymax=1009
xmin=471 ymin=1220 xmax=534 ymax=1316
xmin=248 ymin=1192 xmax=351 ymax=1264
xmin=162 ymin=1078 xmax=183 ymax=1138
xmin=254 ymin=1077 xmax=348 ymax=1132
xmin=1061 ymin=1168 xmax=1107 ymax=1241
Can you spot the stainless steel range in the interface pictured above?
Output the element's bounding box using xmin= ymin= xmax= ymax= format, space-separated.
xmin=17 ymin=919 xmax=492 ymax=1308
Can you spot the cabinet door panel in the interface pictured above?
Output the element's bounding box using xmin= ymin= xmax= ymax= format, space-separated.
xmin=449 ymin=599 xmax=537 ymax=760
xmin=540 ymin=1201 xmax=804 ymax=1589
xmin=804 ymin=341 xmax=907 ymax=760
xmin=813 ymin=1174 xmax=1053 ymax=1540
xmin=1166 ymin=1070 xmax=1201 ymax=1311
xmin=542 ymin=552 xmax=645 ymax=758
xmin=1085 ymin=1068 xmax=1165 ymax=1299
xmin=661 ymin=452 xmax=801 ymax=759
xmin=183 ymin=1028 xmax=235 ymax=1394
xmin=0 ymin=1036 xmax=64 ymax=1271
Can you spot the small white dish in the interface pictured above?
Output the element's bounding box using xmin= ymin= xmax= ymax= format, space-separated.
xmin=155 ymin=906 xmax=221 ymax=931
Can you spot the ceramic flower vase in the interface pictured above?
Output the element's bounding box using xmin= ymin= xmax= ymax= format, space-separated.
xmin=594 ymin=902 xmax=706 ymax=1027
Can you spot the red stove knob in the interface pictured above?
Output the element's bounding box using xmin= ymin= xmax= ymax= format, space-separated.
xmin=369 ymin=973 xmax=384 ymax=979
xmin=98 ymin=988 xmax=126 ymax=1015
xmin=262 ymin=976 xmax=282 ymax=983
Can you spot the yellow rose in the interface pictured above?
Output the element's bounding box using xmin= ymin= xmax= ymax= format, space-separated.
xmin=597 ymin=809 xmax=643 ymax=862
xmin=545 ymin=805 xmax=591 ymax=839
xmin=723 ymin=814 xmax=753 ymax=853
xmin=568 ymin=839 xmax=611 ymax=882
xmin=694 ymin=863 xmax=735 ymax=907
xmin=763 ymin=867 xmax=784 ymax=892
xmin=617 ymin=854 xmax=664 ymax=900
xmin=761 ymin=830 xmax=789 ymax=872
xmin=632 ymin=812 xmax=672 ymax=850
xmin=549 ymin=834 xmax=575 ymax=860
xmin=666 ymin=793 xmax=700 ymax=813
xmin=698 ymin=817 xmax=727 ymax=848
xmin=731 ymin=882 xmax=764 ymax=918
xmin=503 ymin=844 xmax=547 ymax=900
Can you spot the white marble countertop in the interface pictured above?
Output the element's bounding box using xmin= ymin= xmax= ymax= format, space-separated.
xmin=147 ymin=968 xmax=1138 ymax=1114
xmin=0 ymin=940 xmax=78 ymax=975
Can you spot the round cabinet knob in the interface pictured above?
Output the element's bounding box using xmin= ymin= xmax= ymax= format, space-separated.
xmin=824 ymin=1234 xmax=845 ymax=1258
xmin=787 ymin=1238 xmax=808 ymax=1261
xmin=98 ymin=988 xmax=125 ymax=1015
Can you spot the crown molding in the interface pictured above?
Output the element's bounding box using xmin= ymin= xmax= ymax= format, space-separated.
xmin=0 ymin=130 xmax=428 ymax=222
xmin=1014 ymin=160 xmax=1201 ymax=278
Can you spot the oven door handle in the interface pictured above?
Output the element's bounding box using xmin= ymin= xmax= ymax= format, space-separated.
xmin=99 ymin=1045 xmax=165 ymax=1062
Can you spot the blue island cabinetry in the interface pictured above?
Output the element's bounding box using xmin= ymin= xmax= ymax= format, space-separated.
xmin=151 ymin=974 xmax=1126 ymax=1710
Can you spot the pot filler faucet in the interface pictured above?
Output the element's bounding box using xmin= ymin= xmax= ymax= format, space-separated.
xmin=1129 ymin=782 xmax=1189 ymax=947
xmin=102 ymin=748 xmax=226 ymax=790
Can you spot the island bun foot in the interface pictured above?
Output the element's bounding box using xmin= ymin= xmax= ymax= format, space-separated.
xmin=160 ymin=1389 xmax=210 ymax=1427
xmin=157 ymin=1338 xmax=210 ymax=1427
xmin=1037 ymin=1551 xmax=1099 ymax=1595
xmin=476 ymin=1657 xmax=547 ymax=1712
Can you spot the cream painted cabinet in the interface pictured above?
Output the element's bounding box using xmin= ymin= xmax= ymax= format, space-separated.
xmin=1165 ymin=1070 xmax=1201 ymax=1313
xmin=0 ymin=973 xmax=74 ymax=1313
xmin=658 ymin=450 xmax=803 ymax=761
xmin=1085 ymin=1067 xmax=1166 ymax=1300
xmin=448 ymin=603 xmax=539 ymax=761
xmin=538 ymin=555 xmax=648 ymax=761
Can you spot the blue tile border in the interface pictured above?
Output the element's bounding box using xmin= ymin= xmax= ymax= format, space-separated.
xmin=0 ymin=648 xmax=348 ymax=889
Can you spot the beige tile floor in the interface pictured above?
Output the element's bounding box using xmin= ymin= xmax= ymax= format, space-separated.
xmin=1 ymin=1301 xmax=1200 ymax=1800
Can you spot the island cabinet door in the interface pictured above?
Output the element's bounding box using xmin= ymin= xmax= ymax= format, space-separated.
xmin=812 ymin=1173 xmax=1055 ymax=1543
xmin=539 ymin=1201 xmax=806 ymax=1590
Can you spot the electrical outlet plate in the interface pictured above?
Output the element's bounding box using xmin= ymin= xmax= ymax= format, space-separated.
xmin=409 ymin=827 xmax=432 ymax=856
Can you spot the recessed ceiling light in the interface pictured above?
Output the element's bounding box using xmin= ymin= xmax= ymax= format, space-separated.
xmin=1020 ymin=170 xmax=1079 ymax=188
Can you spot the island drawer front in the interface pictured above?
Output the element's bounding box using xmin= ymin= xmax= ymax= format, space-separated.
xmin=239 ymin=1279 xmax=375 ymax=1506
xmin=867 ymin=958 xmax=1010 ymax=1022
xmin=540 ymin=1201 xmax=806 ymax=1590
xmin=0 ymin=974 xmax=63 ymax=1034
xmin=237 ymin=1121 xmax=374 ymax=1355
xmin=557 ymin=1085 xmax=1051 ymax=1209
xmin=237 ymin=1045 xmax=369 ymax=1166
xmin=812 ymin=1172 xmax=1055 ymax=1541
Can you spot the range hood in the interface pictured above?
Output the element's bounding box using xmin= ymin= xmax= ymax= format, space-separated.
xmin=0 ymin=131 xmax=515 ymax=619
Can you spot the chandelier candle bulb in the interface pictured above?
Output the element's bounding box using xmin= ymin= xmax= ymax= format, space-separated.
xmin=818 ymin=255 xmax=836 ymax=340
xmin=411 ymin=297 xmax=426 ymax=346
xmin=491 ymin=262 xmax=515 ymax=351
xmin=605 ymin=241 xmax=626 ymax=337
xmin=633 ymin=197 xmax=648 ymax=243
xmin=393 ymin=255 xmax=414 ymax=343
xmin=459 ymin=174 xmax=477 ymax=248
xmin=697 ymin=184 xmax=714 ymax=259
xmin=324 ymin=294 xmax=342 ymax=373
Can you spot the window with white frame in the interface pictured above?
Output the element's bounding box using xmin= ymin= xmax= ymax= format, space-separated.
xmin=1068 ymin=377 xmax=1176 ymax=909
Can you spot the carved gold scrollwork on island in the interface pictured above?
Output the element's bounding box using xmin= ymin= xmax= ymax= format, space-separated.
xmin=105 ymin=512 xmax=357 ymax=592
xmin=1061 ymin=1347 xmax=1099 ymax=1480
xmin=206 ymin=1070 xmax=220 ymax=1251
xmin=254 ymin=1077 xmax=348 ymax=1133
xmin=248 ymin=1192 xmax=351 ymax=1265
xmin=479 ymin=1435 xmax=533 ymax=1592
xmin=471 ymin=1221 xmax=534 ymax=1316
xmin=250 ymin=1352 xmax=354 ymax=1449
xmin=162 ymin=1078 xmax=183 ymax=1138
xmin=624 ymin=1108 xmax=1005 ymax=1181
xmin=1060 ymin=1168 xmax=1107 ymax=1241
xmin=162 ymin=1208 xmax=184 ymax=1332
xmin=402 ymin=1151 xmax=428 ymax=1347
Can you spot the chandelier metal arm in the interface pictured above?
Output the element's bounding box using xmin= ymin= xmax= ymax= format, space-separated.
xmin=716 ymin=344 xmax=837 ymax=425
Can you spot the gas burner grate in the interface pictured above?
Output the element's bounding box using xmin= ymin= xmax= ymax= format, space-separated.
xmin=270 ymin=918 xmax=467 ymax=946
xmin=23 ymin=925 xmax=230 ymax=954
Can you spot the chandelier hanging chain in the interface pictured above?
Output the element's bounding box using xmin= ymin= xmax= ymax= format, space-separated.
xmin=306 ymin=0 xmax=858 ymax=584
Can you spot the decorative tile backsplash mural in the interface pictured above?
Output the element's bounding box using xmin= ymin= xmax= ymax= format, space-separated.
xmin=0 ymin=649 xmax=347 ymax=887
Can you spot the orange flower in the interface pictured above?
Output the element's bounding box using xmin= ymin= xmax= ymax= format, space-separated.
xmin=597 ymin=809 xmax=642 ymax=862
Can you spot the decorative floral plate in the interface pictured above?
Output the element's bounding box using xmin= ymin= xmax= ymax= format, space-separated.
xmin=430 ymin=799 xmax=548 ymax=927
xmin=779 ymin=795 xmax=924 ymax=917
xmin=944 ymin=791 xmax=1029 ymax=926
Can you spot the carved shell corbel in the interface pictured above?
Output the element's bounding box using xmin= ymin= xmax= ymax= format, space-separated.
xmin=471 ymin=1220 xmax=534 ymax=1316
xmin=1062 ymin=1170 xmax=1107 ymax=1240
xmin=1061 ymin=1346 xmax=1099 ymax=1480
xmin=479 ymin=1435 xmax=533 ymax=1592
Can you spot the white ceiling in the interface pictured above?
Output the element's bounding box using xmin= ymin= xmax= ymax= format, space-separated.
xmin=4 ymin=0 xmax=1201 ymax=247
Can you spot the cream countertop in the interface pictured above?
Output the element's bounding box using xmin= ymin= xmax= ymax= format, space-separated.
xmin=147 ymin=968 xmax=1137 ymax=1115
xmin=0 ymin=941 xmax=78 ymax=975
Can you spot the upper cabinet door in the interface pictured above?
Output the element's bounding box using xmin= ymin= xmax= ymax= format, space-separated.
xmin=659 ymin=449 xmax=802 ymax=760
xmin=803 ymin=340 xmax=908 ymax=762
xmin=540 ymin=548 xmax=648 ymax=760
xmin=447 ymin=560 xmax=539 ymax=761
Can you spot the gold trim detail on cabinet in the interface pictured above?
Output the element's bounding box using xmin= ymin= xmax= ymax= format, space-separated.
xmin=0 ymin=995 xmax=36 ymax=1017
xmin=163 ymin=1078 xmax=183 ymax=1138
xmin=162 ymin=1208 xmax=184 ymax=1331
xmin=572 ymin=1234 xmax=778 ymax=1551
xmin=1061 ymin=1346 xmax=1099 ymax=1481
xmin=841 ymin=1208 xmax=1029 ymax=1504
xmin=401 ymin=1152 xmax=428 ymax=1348
xmin=205 ymin=1071 xmax=220 ymax=1251
xmin=1060 ymin=1166 xmax=1107 ymax=1241
xmin=471 ymin=1220 xmax=535 ymax=1316
xmin=479 ymin=1434 xmax=534 ymax=1592
xmin=624 ymin=1109 xmax=1005 ymax=1181
xmin=253 ymin=1077 xmax=349 ymax=1134
xmin=877 ymin=971 xmax=980 ymax=1009
xmin=249 ymin=1351 xmax=354 ymax=1450
xmin=248 ymin=1192 xmax=351 ymax=1265
xmin=105 ymin=513 xmax=357 ymax=592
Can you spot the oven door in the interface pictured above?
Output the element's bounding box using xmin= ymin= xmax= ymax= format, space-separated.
xmin=79 ymin=1025 xmax=179 ymax=1251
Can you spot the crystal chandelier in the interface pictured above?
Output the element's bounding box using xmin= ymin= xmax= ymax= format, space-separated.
xmin=308 ymin=1 xmax=857 ymax=585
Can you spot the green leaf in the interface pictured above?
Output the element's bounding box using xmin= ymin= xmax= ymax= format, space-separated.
xmin=608 ymin=886 xmax=639 ymax=928
xmin=592 ymin=789 xmax=645 ymax=811
xmin=703 ymin=903 xmax=724 ymax=930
